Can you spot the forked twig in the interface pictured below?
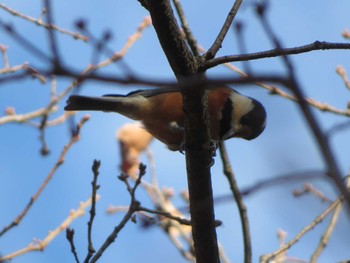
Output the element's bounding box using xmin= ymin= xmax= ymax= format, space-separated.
xmin=310 ymin=200 xmax=343 ymax=262
xmin=203 ymin=0 xmax=243 ymax=60
xmin=0 ymin=115 xmax=89 ymax=237
xmin=0 ymin=3 xmax=88 ymax=41
xmin=260 ymin=197 xmax=343 ymax=262
xmin=0 ymin=195 xmax=99 ymax=262
xmin=89 ymin=164 xmax=146 ymax=263
xmin=171 ymin=0 xmax=199 ymax=57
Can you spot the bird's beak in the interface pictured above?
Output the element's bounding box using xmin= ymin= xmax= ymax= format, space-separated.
xmin=221 ymin=130 xmax=235 ymax=140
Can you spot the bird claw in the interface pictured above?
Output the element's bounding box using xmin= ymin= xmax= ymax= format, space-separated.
xmin=179 ymin=141 xmax=185 ymax=154
xmin=208 ymin=140 xmax=219 ymax=167
xmin=209 ymin=140 xmax=218 ymax=157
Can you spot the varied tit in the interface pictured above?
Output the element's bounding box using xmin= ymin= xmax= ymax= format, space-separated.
xmin=64 ymin=86 xmax=266 ymax=151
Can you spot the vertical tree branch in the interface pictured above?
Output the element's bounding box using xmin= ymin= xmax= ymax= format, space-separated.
xmin=219 ymin=142 xmax=251 ymax=263
xmin=140 ymin=0 xmax=197 ymax=78
xmin=183 ymin=85 xmax=220 ymax=263
xmin=139 ymin=1 xmax=219 ymax=262
xmin=83 ymin=160 xmax=101 ymax=263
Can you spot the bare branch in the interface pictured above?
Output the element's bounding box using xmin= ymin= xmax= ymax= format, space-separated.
xmin=0 ymin=44 xmax=9 ymax=68
xmin=256 ymin=4 xmax=350 ymax=209
xmin=200 ymin=45 xmax=350 ymax=117
xmin=260 ymin=197 xmax=343 ymax=263
xmin=89 ymin=164 xmax=146 ymax=263
xmin=203 ymin=0 xmax=243 ymax=60
xmin=336 ymin=65 xmax=350 ymax=91
xmin=203 ymin=41 xmax=350 ymax=70
xmin=138 ymin=206 xmax=192 ymax=226
xmin=0 ymin=4 xmax=88 ymax=41
xmin=0 ymin=195 xmax=99 ymax=262
xmin=219 ymin=142 xmax=251 ymax=263
xmin=171 ymin=0 xmax=199 ymax=57
xmin=141 ymin=0 xmax=197 ymax=78
xmin=42 ymin=0 xmax=61 ymax=66
xmin=310 ymin=200 xmax=343 ymax=262
xmin=0 ymin=105 xmax=58 ymax=125
xmin=83 ymin=160 xmax=101 ymax=263
xmin=293 ymin=183 xmax=333 ymax=203
xmin=66 ymin=228 xmax=80 ymax=263
xmin=0 ymin=115 xmax=89 ymax=237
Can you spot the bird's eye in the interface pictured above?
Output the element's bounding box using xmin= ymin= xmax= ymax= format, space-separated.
xmin=239 ymin=108 xmax=266 ymax=140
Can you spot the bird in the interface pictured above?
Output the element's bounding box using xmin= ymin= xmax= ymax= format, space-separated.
xmin=64 ymin=86 xmax=266 ymax=151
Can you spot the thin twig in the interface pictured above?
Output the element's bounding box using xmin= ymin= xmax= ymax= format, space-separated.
xmin=336 ymin=65 xmax=350 ymax=91
xmin=196 ymin=44 xmax=350 ymax=117
xmin=0 ymin=44 xmax=9 ymax=68
xmin=138 ymin=206 xmax=191 ymax=226
xmin=0 ymin=4 xmax=88 ymax=41
xmin=171 ymin=0 xmax=199 ymax=57
xmin=219 ymin=141 xmax=251 ymax=263
xmin=310 ymin=200 xmax=343 ymax=262
xmin=260 ymin=197 xmax=343 ymax=263
xmin=0 ymin=195 xmax=98 ymax=262
xmin=0 ymin=115 xmax=89 ymax=237
xmin=42 ymin=0 xmax=61 ymax=66
xmin=174 ymin=171 xmax=326 ymax=213
xmin=0 ymin=18 xmax=52 ymax=63
xmin=66 ymin=228 xmax=80 ymax=263
xmin=115 ymin=128 xmax=196 ymax=261
xmin=203 ymin=41 xmax=350 ymax=70
xmin=326 ymin=120 xmax=350 ymax=138
xmin=0 ymin=58 xmax=46 ymax=83
xmin=94 ymin=16 xmax=151 ymax=69
xmin=0 ymin=105 xmax=58 ymax=125
xmin=256 ymin=3 xmax=350 ymax=210
xmin=83 ymin=160 xmax=101 ymax=263
xmin=0 ymin=16 xmax=151 ymax=127
xmin=203 ymin=0 xmax=243 ymax=60
xmin=89 ymin=164 xmax=146 ymax=263
xmin=293 ymin=183 xmax=333 ymax=203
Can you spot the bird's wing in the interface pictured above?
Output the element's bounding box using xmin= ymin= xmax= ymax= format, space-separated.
xmin=103 ymin=86 xmax=181 ymax=98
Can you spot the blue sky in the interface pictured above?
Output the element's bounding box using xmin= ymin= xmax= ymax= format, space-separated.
xmin=1 ymin=1 xmax=350 ymax=262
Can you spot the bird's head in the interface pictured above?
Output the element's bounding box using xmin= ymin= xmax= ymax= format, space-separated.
xmin=221 ymin=91 xmax=266 ymax=141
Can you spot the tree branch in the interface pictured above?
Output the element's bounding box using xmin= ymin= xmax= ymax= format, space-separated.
xmin=171 ymin=0 xmax=199 ymax=57
xmin=219 ymin=142 xmax=251 ymax=263
xmin=0 ymin=195 xmax=98 ymax=262
xmin=256 ymin=4 xmax=350 ymax=211
xmin=89 ymin=164 xmax=146 ymax=263
xmin=0 ymin=115 xmax=89 ymax=237
xmin=0 ymin=3 xmax=88 ymax=41
xmin=140 ymin=0 xmax=197 ymax=78
xmin=260 ymin=197 xmax=343 ymax=263
xmin=203 ymin=41 xmax=350 ymax=70
xmin=203 ymin=0 xmax=243 ymax=60
xmin=310 ymin=200 xmax=343 ymax=263
xmin=139 ymin=1 xmax=219 ymax=262
xmin=83 ymin=160 xmax=101 ymax=263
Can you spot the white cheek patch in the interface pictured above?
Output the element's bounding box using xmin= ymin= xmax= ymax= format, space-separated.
xmin=229 ymin=93 xmax=254 ymax=122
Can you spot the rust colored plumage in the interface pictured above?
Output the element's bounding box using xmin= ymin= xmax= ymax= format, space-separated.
xmin=65 ymin=86 xmax=266 ymax=151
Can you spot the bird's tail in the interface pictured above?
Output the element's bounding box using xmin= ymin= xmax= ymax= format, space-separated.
xmin=64 ymin=95 xmax=122 ymax=112
xmin=64 ymin=95 xmax=146 ymax=120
